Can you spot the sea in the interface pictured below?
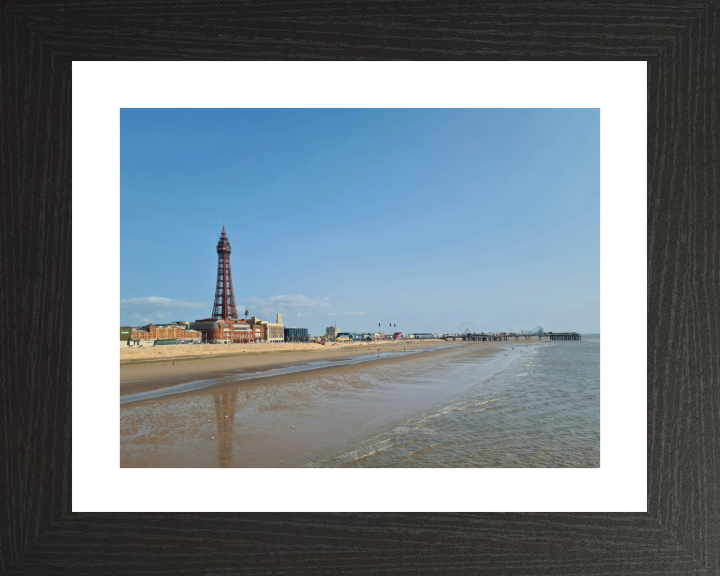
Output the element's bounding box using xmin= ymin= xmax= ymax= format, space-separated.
xmin=297 ymin=335 xmax=600 ymax=467
xmin=121 ymin=335 xmax=600 ymax=468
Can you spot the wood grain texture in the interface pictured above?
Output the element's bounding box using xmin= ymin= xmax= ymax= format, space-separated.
xmin=1 ymin=1 xmax=718 ymax=573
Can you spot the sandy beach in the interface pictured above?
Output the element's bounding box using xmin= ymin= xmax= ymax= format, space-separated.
xmin=120 ymin=340 xmax=533 ymax=467
xmin=120 ymin=338 xmax=447 ymax=363
xmin=121 ymin=339 xmax=455 ymax=393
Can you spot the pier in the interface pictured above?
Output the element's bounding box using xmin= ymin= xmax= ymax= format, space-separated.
xmin=445 ymin=332 xmax=581 ymax=342
xmin=542 ymin=332 xmax=582 ymax=341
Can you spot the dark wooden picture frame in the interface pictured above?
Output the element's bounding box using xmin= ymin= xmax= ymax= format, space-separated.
xmin=2 ymin=2 xmax=718 ymax=573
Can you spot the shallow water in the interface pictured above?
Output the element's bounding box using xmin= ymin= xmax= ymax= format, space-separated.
xmin=120 ymin=337 xmax=599 ymax=468
xmin=301 ymin=336 xmax=600 ymax=467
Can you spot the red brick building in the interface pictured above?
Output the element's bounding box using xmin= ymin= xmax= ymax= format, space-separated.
xmin=189 ymin=319 xmax=265 ymax=343
xmin=131 ymin=323 xmax=201 ymax=341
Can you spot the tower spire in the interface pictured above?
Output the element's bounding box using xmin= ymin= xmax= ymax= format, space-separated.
xmin=211 ymin=224 xmax=239 ymax=320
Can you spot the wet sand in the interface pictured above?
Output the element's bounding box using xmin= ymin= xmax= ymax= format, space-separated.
xmin=120 ymin=340 xmax=530 ymax=467
xmin=121 ymin=340 xmax=455 ymax=396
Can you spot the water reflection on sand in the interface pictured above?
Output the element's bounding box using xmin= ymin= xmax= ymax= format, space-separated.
xmin=213 ymin=389 xmax=238 ymax=468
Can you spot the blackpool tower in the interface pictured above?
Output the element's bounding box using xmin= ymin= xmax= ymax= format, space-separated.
xmin=211 ymin=224 xmax=239 ymax=320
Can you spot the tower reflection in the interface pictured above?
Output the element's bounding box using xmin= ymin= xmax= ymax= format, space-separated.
xmin=213 ymin=388 xmax=239 ymax=467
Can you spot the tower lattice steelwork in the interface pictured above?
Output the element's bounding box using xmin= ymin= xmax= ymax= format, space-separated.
xmin=211 ymin=225 xmax=239 ymax=320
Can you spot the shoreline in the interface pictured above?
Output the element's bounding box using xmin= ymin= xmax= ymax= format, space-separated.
xmin=120 ymin=340 xmax=542 ymax=467
xmin=121 ymin=340 xmax=453 ymax=382
xmin=120 ymin=340 xmax=503 ymax=398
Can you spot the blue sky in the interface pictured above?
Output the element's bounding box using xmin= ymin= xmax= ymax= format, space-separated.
xmin=121 ymin=109 xmax=599 ymax=334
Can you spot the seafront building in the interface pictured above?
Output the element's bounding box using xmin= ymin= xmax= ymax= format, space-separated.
xmin=266 ymin=314 xmax=285 ymax=342
xmin=325 ymin=326 xmax=339 ymax=339
xmin=129 ymin=322 xmax=201 ymax=343
xmin=335 ymin=332 xmax=359 ymax=341
xmin=189 ymin=318 xmax=264 ymax=343
xmin=244 ymin=314 xmax=284 ymax=343
xmin=336 ymin=332 xmax=359 ymax=341
xmin=284 ymin=327 xmax=309 ymax=342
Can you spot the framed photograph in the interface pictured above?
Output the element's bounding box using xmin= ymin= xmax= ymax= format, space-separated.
xmin=4 ymin=3 xmax=717 ymax=574
xmin=76 ymin=61 xmax=643 ymax=514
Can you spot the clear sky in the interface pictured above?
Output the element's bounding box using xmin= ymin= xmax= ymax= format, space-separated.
xmin=121 ymin=108 xmax=599 ymax=334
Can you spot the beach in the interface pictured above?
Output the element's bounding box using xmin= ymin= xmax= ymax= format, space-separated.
xmin=121 ymin=340 xmax=524 ymax=467
xmin=120 ymin=337 xmax=600 ymax=468
xmin=120 ymin=338 xmax=446 ymax=363
xmin=121 ymin=339 xmax=454 ymax=393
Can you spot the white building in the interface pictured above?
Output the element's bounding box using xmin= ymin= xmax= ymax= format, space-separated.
xmin=263 ymin=313 xmax=284 ymax=343
xmin=245 ymin=313 xmax=284 ymax=342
